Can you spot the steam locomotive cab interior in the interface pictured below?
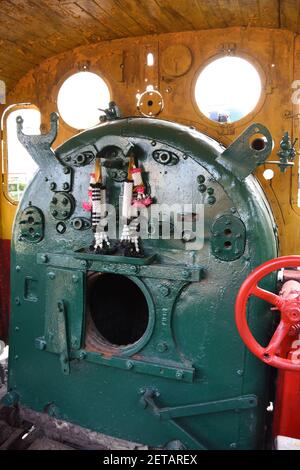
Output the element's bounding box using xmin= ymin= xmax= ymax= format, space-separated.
xmin=1 ymin=0 xmax=300 ymax=452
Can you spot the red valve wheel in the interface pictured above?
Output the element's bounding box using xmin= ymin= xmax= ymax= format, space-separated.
xmin=235 ymin=256 xmax=300 ymax=370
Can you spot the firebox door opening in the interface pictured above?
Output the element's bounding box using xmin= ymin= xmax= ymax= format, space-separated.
xmin=87 ymin=273 xmax=149 ymax=348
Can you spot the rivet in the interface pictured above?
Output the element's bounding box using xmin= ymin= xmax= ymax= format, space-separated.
xmin=15 ymin=326 xmax=19 ymax=331
xmin=15 ymin=265 xmax=21 ymax=272
xmin=15 ymin=297 xmax=20 ymax=305
xmin=237 ymin=369 xmax=243 ymax=376
xmin=207 ymin=187 xmax=214 ymax=195
xmin=151 ymin=140 xmax=156 ymax=146
xmin=72 ymin=275 xmax=79 ymax=283
xmin=176 ymin=370 xmax=184 ymax=380
xmin=207 ymin=196 xmax=216 ymax=205
xmin=80 ymin=260 xmax=88 ymax=268
xmin=47 ymin=272 xmax=56 ymax=280
xmin=197 ymin=175 xmax=205 ymax=184
xmin=130 ymin=265 xmax=138 ymax=273
xmin=198 ymin=184 xmax=207 ymax=193
xmin=126 ymin=360 xmax=134 ymax=369
xmin=183 ymin=154 xmax=188 ymax=160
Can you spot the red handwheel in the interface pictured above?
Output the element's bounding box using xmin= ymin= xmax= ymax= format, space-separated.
xmin=235 ymin=256 xmax=300 ymax=370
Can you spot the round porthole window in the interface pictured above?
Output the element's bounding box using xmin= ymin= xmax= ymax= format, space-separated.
xmin=57 ymin=71 xmax=110 ymax=130
xmin=195 ymin=57 xmax=262 ymax=124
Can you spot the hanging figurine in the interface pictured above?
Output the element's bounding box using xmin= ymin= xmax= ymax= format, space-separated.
xmin=82 ymin=159 xmax=112 ymax=254
xmin=119 ymin=155 xmax=151 ymax=257
xmin=131 ymin=163 xmax=152 ymax=208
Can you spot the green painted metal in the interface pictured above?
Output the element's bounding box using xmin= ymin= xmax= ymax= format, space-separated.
xmin=6 ymin=117 xmax=278 ymax=450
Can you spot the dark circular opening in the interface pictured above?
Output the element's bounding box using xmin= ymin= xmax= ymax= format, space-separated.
xmin=224 ymin=241 xmax=232 ymax=249
xmin=147 ymin=100 xmax=153 ymax=106
xmin=251 ymin=137 xmax=266 ymax=151
xmin=27 ymin=216 xmax=34 ymax=224
xmin=224 ymin=228 xmax=232 ymax=236
xmin=89 ymin=273 xmax=149 ymax=347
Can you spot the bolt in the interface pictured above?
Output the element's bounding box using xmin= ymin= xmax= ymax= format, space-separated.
xmin=63 ymin=167 xmax=70 ymax=174
xmin=15 ymin=265 xmax=21 ymax=272
xmin=15 ymin=297 xmax=20 ymax=305
xmin=207 ymin=187 xmax=214 ymax=195
xmin=181 ymin=270 xmax=190 ymax=279
xmin=197 ymin=175 xmax=205 ymax=184
xmin=198 ymin=184 xmax=207 ymax=193
xmin=78 ymin=350 xmax=86 ymax=360
xmin=176 ymin=370 xmax=184 ymax=380
xmin=126 ymin=361 xmax=134 ymax=370
xmin=63 ymin=182 xmax=69 ymax=190
xmin=15 ymin=326 xmax=19 ymax=331
xmin=237 ymin=369 xmax=243 ymax=376
xmin=40 ymin=254 xmax=48 ymax=263
xmin=183 ymin=154 xmax=188 ymax=160
xmin=207 ymin=196 xmax=216 ymax=205
xmin=50 ymin=182 xmax=56 ymax=191
xmin=157 ymin=342 xmax=168 ymax=353
xmin=80 ymin=260 xmax=88 ymax=268
xmin=130 ymin=265 xmax=138 ymax=273
xmin=47 ymin=272 xmax=55 ymax=280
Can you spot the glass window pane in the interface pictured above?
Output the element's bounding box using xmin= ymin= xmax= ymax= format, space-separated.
xmin=7 ymin=108 xmax=40 ymax=202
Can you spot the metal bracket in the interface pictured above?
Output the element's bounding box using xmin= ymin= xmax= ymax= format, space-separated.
xmin=140 ymin=388 xmax=257 ymax=420
xmin=17 ymin=113 xmax=72 ymax=192
xmin=216 ymin=123 xmax=273 ymax=180
xmin=45 ymin=300 xmax=70 ymax=375
xmin=139 ymin=388 xmax=257 ymax=450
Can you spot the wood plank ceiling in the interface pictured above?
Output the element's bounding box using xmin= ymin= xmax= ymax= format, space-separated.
xmin=0 ymin=0 xmax=300 ymax=91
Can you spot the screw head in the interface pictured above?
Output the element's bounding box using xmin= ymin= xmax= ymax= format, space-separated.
xmin=47 ymin=272 xmax=55 ymax=280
